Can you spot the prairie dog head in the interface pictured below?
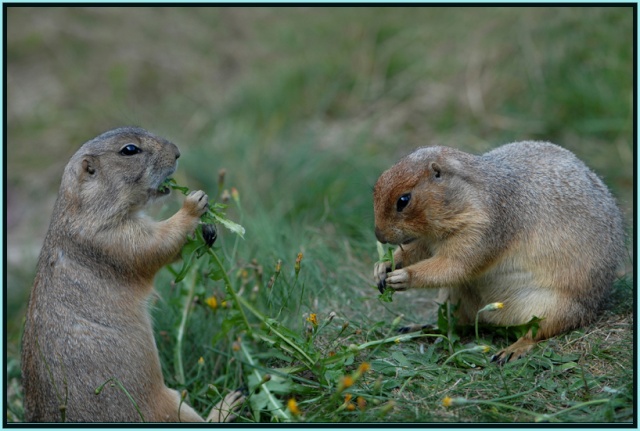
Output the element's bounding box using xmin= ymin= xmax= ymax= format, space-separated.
xmin=61 ymin=127 xmax=180 ymax=215
xmin=373 ymin=146 xmax=480 ymax=245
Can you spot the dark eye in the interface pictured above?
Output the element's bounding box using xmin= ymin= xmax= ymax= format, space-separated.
xmin=396 ymin=193 xmax=411 ymax=212
xmin=119 ymin=144 xmax=141 ymax=156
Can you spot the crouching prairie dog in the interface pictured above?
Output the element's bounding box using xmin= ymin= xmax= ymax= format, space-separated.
xmin=373 ymin=142 xmax=625 ymax=363
xmin=21 ymin=127 xmax=244 ymax=422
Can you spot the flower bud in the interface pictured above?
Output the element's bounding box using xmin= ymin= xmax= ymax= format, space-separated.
xmin=201 ymin=224 xmax=217 ymax=247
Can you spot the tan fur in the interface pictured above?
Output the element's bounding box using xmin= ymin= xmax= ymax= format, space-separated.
xmin=373 ymin=142 xmax=625 ymax=363
xmin=21 ymin=127 xmax=243 ymax=422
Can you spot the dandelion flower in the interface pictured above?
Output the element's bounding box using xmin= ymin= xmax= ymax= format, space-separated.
xmin=198 ymin=357 xmax=205 ymax=366
xmin=479 ymin=302 xmax=504 ymax=313
xmin=287 ymin=398 xmax=301 ymax=416
xmin=341 ymin=375 xmax=354 ymax=389
xmin=346 ymin=403 xmax=356 ymax=411
xmin=442 ymin=396 xmax=468 ymax=407
xmin=204 ymin=296 xmax=218 ymax=310
xmin=357 ymin=396 xmax=366 ymax=411
xmin=357 ymin=362 xmax=371 ymax=374
xmin=306 ymin=313 xmax=318 ymax=326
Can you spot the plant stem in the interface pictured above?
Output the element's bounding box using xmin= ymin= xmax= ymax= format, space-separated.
xmin=95 ymin=378 xmax=145 ymax=422
xmin=175 ymin=261 xmax=200 ymax=385
xmin=207 ymin=248 xmax=252 ymax=335
xmin=235 ymin=295 xmax=315 ymax=368
xmin=352 ymin=332 xmax=445 ymax=351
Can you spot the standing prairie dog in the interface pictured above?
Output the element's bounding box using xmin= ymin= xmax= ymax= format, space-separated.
xmin=21 ymin=127 xmax=243 ymax=422
xmin=373 ymin=142 xmax=625 ymax=363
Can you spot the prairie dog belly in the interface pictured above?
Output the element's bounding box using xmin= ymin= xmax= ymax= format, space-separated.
xmin=441 ymin=257 xmax=555 ymax=327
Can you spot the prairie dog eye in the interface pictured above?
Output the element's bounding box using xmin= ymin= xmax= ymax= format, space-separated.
xmin=396 ymin=193 xmax=411 ymax=212
xmin=119 ymin=144 xmax=142 ymax=156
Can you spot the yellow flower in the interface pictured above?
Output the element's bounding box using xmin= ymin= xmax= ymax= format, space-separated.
xmin=287 ymin=398 xmax=301 ymax=416
xmin=479 ymin=302 xmax=505 ymax=313
xmin=306 ymin=313 xmax=318 ymax=326
xmin=344 ymin=393 xmax=353 ymax=403
xmin=346 ymin=403 xmax=356 ymax=411
xmin=204 ymin=296 xmax=218 ymax=310
xmin=197 ymin=357 xmax=204 ymax=366
xmin=357 ymin=362 xmax=370 ymax=374
xmin=341 ymin=375 xmax=354 ymax=389
xmin=442 ymin=396 xmax=468 ymax=407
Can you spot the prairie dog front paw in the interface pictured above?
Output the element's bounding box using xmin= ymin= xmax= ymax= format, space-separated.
xmin=183 ymin=190 xmax=209 ymax=218
xmin=384 ymin=268 xmax=411 ymax=291
xmin=206 ymin=390 xmax=246 ymax=423
xmin=374 ymin=261 xmax=391 ymax=293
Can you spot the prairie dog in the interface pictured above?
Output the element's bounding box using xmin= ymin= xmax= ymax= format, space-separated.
xmin=21 ymin=127 xmax=242 ymax=421
xmin=373 ymin=142 xmax=625 ymax=362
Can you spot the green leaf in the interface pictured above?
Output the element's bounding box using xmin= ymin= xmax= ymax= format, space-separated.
xmin=209 ymin=211 xmax=246 ymax=238
xmin=174 ymin=240 xmax=203 ymax=283
xmin=163 ymin=177 xmax=190 ymax=195
xmin=378 ymin=287 xmax=395 ymax=303
xmin=391 ymin=351 xmax=411 ymax=368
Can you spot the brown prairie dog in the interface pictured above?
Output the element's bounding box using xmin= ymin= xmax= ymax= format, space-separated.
xmin=21 ymin=127 xmax=243 ymax=422
xmin=373 ymin=142 xmax=625 ymax=363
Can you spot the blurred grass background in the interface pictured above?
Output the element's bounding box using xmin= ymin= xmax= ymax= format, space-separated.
xmin=6 ymin=6 xmax=634 ymax=422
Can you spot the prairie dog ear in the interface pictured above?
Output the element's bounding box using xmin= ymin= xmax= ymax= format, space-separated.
xmin=80 ymin=156 xmax=99 ymax=177
xmin=429 ymin=162 xmax=442 ymax=179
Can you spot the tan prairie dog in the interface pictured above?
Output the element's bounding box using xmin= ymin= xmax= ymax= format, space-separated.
xmin=21 ymin=127 xmax=243 ymax=422
xmin=373 ymin=142 xmax=625 ymax=363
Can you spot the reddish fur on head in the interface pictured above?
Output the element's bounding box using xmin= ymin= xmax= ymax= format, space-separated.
xmin=373 ymin=146 xmax=480 ymax=246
